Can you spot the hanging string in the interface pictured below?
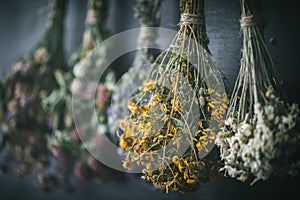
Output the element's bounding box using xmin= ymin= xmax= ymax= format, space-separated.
xmin=180 ymin=13 xmax=205 ymax=26
xmin=85 ymin=9 xmax=101 ymax=25
xmin=240 ymin=15 xmax=266 ymax=28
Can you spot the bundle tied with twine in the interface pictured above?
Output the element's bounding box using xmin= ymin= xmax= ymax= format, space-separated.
xmin=215 ymin=0 xmax=300 ymax=184
xmin=43 ymin=0 xmax=122 ymax=183
xmin=109 ymin=0 xmax=162 ymax=138
xmin=119 ymin=0 xmax=228 ymax=194
xmin=0 ymin=0 xmax=68 ymax=192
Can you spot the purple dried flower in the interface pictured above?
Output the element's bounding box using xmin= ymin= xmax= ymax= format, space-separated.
xmin=73 ymin=161 xmax=91 ymax=181
xmin=87 ymin=155 xmax=102 ymax=172
xmin=96 ymin=84 xmax=111 ymax=111
xmin=82 ymin=81 xmax=97 ymax=101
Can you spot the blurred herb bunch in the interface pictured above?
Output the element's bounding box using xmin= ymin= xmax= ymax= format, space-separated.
xmin=0 ymin=0 xmax=299 ymax=195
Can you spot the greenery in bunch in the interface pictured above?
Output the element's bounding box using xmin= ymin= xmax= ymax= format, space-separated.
xmin=0 ymin=0 xmax=68 ymax=192
xmin=215 ymin=0 xmax=300 ymax=184
xmin=43 ymin=0 xmax=123 ymax=186
xmin=119 ymin=0 xmax=229 ymax=194
xmin=109 ymin=0 xmax=162 ymax=142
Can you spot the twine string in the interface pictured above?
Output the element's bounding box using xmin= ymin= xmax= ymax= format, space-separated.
xmin=85 ymin=9 xmax=101 ymax=25
xmin=180 ymin=13 xmax=205 ymax=26
xmin=240 ymin=15 xmax=267 ymax=28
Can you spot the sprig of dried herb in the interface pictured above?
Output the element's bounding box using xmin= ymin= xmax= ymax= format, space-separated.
xmin=44 ymin=0 xmax=122 ymax=184
xmin=0 ymin=0 xmax=68 ymax=192
xmin=215 ymin=0 xmax=300 ymax=184
xmin=119 ymin=0 xmax=228 ymax=193
xmin=109 ymin=0 xmax=162 ymax=137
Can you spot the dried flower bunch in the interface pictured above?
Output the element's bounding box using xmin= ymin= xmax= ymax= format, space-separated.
xmin=0 ymin=0 xmax=68 ymax=192
xmin=119 ymin=0 xmax=228 ymax=193
xmin=44 ymin=0 xmax=122 ymax=184
xmin=215 ymin=0 xmax=300 ymax=184
xmin=109 ymin=0 xmax=162 ymax=137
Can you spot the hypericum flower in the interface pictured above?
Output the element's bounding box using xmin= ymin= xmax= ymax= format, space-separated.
xmin=108 ymin=0 xmax=162 ymax=136
xmin=216 ymin=0 xmax=299 ymax=184
xmin=118 ymin=0 xmax=228 ymax=194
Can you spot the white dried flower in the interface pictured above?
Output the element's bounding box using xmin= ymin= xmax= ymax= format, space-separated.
xmin=264 ymin=105 xmax=275 ymax=121
xmin=238 ymin=123 xmax=253 ymax=137
xmin=70 ymin=80 xmax=82 ymax=95
xmin=97 ymin=124 xmax=107 ymax=134
xmin=73 ymin=62 xmax=89 ymax=78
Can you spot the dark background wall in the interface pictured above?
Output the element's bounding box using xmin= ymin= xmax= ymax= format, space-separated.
xmin=0 ymin=0 xmax=299 ymax=199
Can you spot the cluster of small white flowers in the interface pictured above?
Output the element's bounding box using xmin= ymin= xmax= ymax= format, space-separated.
xmin=215 ymin=0 xmax=300 ymax=184
xmin=216 ymin=97 xmax=299 ymax=184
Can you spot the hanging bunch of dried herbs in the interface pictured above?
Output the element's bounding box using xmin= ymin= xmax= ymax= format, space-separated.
xmin=0 ymin=0 xmax=68 ymax=192
xmin=43 ymin=0 xmax=122 ymax=183
xmin=215 ymin=0 xmax=300 ymax=184
xmin=109 ymin=0 xmax=162 ymax=137
xmin=119 ymin=0 xmax=228 ymax=193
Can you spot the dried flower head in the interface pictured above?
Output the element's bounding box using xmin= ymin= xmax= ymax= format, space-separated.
xmin=109 ymin=0 xmax=162 ymax=135
xmin=43 ymin=0 xmax=124 ymax=185
xmin=215 ymin=0 xmax=299 ymax=184
xmin=0 ymin=0 xmax=68 ymax=190
xmin=119 ymin=0 xmax=228 ymax=193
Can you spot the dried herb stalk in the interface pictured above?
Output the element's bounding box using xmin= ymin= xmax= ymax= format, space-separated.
xmin=119 ymin=0 xmax=228 ymax=193
xmin=0 ymin=0 xmax=68 ymax=191
xmin=215 ymin=0 xmax=299 ymax=184
xmin=44 ymin=0 xmax=121 ymax=183
xmin=109 ymin=0 xmax=162 ymax=137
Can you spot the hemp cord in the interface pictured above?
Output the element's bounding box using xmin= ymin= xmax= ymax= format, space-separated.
xmin=180 ymin=13 xmax=205 ymax=26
